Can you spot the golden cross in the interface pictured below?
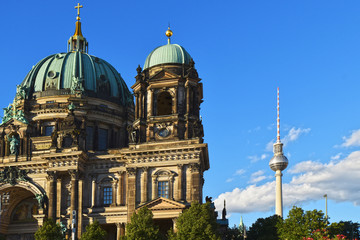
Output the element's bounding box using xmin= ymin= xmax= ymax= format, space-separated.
xmin=75 ymin=3 xmax=83 ymax=17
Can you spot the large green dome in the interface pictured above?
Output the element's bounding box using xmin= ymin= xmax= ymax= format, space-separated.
xmin=144 ymin=43 xmax=192 ymax=70
xmin=21 ymin=51 xmax=132 ymax=105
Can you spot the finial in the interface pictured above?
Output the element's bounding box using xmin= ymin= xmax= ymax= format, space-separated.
xmin=75 ymin=3 xmax=83 ymax=21
xmin=277 ymin=87 xmax=280 ymax=143
xmin=166 ymin=26 xmax=173 ymax=44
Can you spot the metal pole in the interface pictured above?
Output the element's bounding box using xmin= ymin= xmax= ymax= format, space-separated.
xmin=324 ymin=194 xmax=328 ymax=220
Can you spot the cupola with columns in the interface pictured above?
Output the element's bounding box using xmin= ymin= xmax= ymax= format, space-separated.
xmin=130 ymin=27 xmax=204 ymax=144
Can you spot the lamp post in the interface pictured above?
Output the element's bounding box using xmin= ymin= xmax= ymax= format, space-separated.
xmin=324 ymin=194 xmax=328 ymax=221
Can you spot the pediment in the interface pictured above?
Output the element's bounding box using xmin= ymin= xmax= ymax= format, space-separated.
xmin=0 ymin=118 xmax=28 ymax=128
xmin=149 ymin=69 xmax=180 ymax=81
xmin=138 ymin=197 xmax=187 ymax=211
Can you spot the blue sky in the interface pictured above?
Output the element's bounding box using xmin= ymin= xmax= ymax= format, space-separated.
xmin=1 ymin=1 xmax=360 ymax=228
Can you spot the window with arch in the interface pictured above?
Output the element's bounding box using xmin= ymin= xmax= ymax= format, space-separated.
xmin=98 ymin=177 xmax=115 ymax=207
xmin=152 ymin=169 xmax=175 ymax=199
xmin=156 ymin=91 xmax=172 ymax=116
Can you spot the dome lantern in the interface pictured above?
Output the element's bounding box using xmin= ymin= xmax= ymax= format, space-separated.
xmin=67 ymin=3 xmax=88 ymax=53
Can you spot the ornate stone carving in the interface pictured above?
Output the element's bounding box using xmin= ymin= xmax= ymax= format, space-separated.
xmin=190 ymin=163 xmax=200 ymax=173
xmin=46 ymin=171 xmax=57 ymax=181
xmin=0 ymin=167 xmax=29 ymax=186
xmin=68 ymin=170 xmax=79 ymax=180
xmin=127 ymin=125 xmax=138 ymax=143
xmin=1 ymin=102 xmax=28 ymax=125
xmin=15 ymin=85 xmax=27 ymax=100
xmin=71 ymin=76 xmax=85 ymax=94
xmin=126 ymin=168 xmax=136 ymax=177
xmin=35 ymin=193 xmax=45 ymax=209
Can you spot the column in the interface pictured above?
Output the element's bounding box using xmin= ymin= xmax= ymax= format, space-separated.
xmin=141 ymin=167 xmax=148 ymax=204
xmin=115 ymin=223 xmax=126 ymax=240
xmin=169 ymin=176 xmax=175 ymax=200
xmin=77 ymin=176 xmax=83 ymax=239
xmin=190 ymin=164 xmax=201 ymax=202
xmin=135 ymin=93 xmax=139 ymax=119
xmin=116 ymin=223 xmax=121 ymax=240
xmin=147 ymin=88 xmax=154 ymax=117
xmin=91 ymin=175 xmax=96 ymax=207
xmin=126 ymin=168 xmax=136 ymax=222
xmin=118 ymin=171 xmax=125 ymax=205
xmin=152 ymin=177 xmax=158 ymax=200
xmin=172 ymin=218 xmax=178 ymax=232
xmin=139 ymin=92 xmax=143 ymax=119
xmin=120 ymin=223 xmax=125 ymax=237
xmin=112 ymin=180 xmax=117 ymax=206
xmin=69 ymin=170 xmax=78 ymax=237
xmin=176 ymin=164 xmax=183 ymax=201
xmin=173 ymin=86 xmax=178 ymax=114
xmin=46 ymin=171 xmax=56 ymax=220
xmin=56 ymin=176 xmax=62 ymax=222
xmin=186 ymin=166 xmax=192 ymax=202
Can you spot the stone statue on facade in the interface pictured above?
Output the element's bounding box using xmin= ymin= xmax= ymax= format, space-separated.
xmin=35 ymin=194 xmax=45 ymax=209
xmin=8 ymin=135 xmax=20 ymax=155
xmin=71 ymin=76 xmax=85 ymax=94
xmin=15 ymin=110 xmax=28 ymax=124
xmin=15 ymin=85 xmax=27 ymax=100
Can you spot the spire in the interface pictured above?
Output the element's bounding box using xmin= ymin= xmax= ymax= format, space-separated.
xmin=277 ymin=87 xmax=281 ymax=143
xmin=165 ymin=26 xmax=173 ymax=44
xmin=272 ymin=87 xmax=286 ymax=157
xmin=222 ymin=199 xmax=227 ymax=220
xmin=68 ymin=3 xmax=88 ymax=53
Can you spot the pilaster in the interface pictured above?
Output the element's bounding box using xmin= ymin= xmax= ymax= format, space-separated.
xmin=46 ymin=171 xmax=57 ymax=220
xmin=126 ymin=168 xmax=136 ymax=222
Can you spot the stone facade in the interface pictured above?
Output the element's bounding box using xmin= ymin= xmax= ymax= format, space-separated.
xmin=0 ymin=24 xmax=209 ymax=240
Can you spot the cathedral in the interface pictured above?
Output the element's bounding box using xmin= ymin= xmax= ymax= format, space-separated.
xmin=0 ymin=4 xmax=209 ymax=240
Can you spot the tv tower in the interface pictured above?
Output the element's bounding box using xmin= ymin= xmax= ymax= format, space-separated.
xmin=269 ymin=87 xmax=288 ymax=217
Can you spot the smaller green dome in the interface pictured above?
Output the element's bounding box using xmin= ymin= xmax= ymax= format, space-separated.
xmin=144 ymin=43 xmax=192 ymax=70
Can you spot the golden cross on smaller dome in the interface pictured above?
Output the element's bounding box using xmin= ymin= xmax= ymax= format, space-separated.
xmin=75 ymin=3 xmax=83 ymax=21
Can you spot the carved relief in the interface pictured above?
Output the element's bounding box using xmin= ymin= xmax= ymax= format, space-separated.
xmin=0 ymin=166 xmax=29 ymax=186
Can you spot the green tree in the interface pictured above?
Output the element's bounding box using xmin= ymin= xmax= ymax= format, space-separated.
xmin=247 ymin=215 xmax=281 ymax=240
xmin=125 ymin=207 xmax=161 ymax=240
xmin=80 ymin=220 xmax=107 ymax=240
xmin=169 ymin=201 xmax=221 ymax=240
xmin=219 ymin=225 xmax=242 ymax=240
xmin=34 ymin=219 xmax=64 ymax=240
xmin=277 ymin=206 xmax=328 ymax=240
xmin=336 ymin=221 xmax=360 ymax=239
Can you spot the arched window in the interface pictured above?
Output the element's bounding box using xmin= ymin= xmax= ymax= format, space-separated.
xmin=156 ymin=92 xmax=172 ymax=116
xmin=152 ymin=169 xmax=175 ymax=200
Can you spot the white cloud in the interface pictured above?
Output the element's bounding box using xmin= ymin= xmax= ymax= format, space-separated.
xmin=342 ymin=129 xmax=360 ymax=147
xmin=226 ymin=178 xmax=234 ymax=183
xmin=251 ymin=170 xmax=265 ymax=177
xmin=288 ymin=160 xmax=323 ymax=174
xmin=235 ymin=169 xmax=246 ymax=176
xmin=248 ymin=170 xmax=271 ymax=184
xmin=248 ymin=155 xmax=260 ymax=163
xmin=282 ymin=127 xmax=311 ymax=146
xmin=248 ymin=154 xmax=268 ymax=163
xmin=215 ymin=151 xmax=360 ymax=214
xmin=266 ymin=127 xmax=310 ymax=151
xmin=331 ymin=153 xmax=342 ymax=161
